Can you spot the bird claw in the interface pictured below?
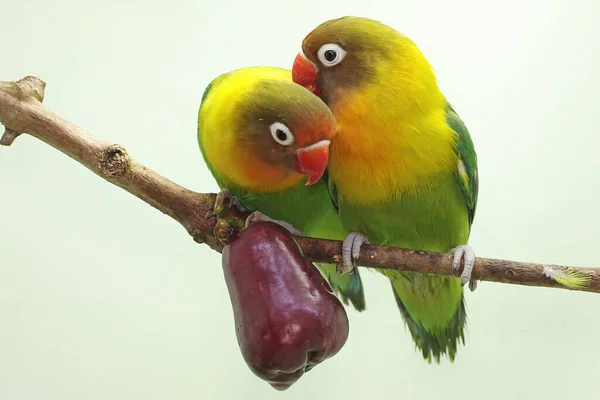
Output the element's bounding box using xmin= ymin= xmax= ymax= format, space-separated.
xmin=244 ymin=211 xmax=304 ymax=236
xmin=468 ymin=279 xmax=478 ymax=292
xmin=450 ymin=245 xmax=476 ymax=291
xmin=214 ymin=189 xmax=246 ymax=216
xmin=340 ymin=232 xmax=369 ymax=274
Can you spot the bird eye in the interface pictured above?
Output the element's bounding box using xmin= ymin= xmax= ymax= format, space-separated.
xmin=317 ymin=43 xmax=346 ymax=67
xmin=269 ymin=122 xmax=294 ymax=146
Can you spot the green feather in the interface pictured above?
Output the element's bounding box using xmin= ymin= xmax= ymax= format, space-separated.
xmin=447 ymin=103 xmax=479 ymax=228
xmin=392 ymin=283 xmax=466 ymax=363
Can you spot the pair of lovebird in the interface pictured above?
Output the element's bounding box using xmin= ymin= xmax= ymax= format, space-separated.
xmin=198 ymin=16 xmax=479 ymax=363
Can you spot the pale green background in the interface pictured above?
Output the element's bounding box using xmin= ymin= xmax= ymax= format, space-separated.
xmin=1 ymin=0 xmax=599 ymax=399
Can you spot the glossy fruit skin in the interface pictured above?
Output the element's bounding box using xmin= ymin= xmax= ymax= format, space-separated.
xmin=221 ymin=221 xmax=350 ymax=390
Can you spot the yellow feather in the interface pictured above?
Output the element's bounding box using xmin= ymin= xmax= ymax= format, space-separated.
xmin=328 ymin=34 xmax=458 ymax=206
xmin=542 ymin=265 xmax=592 ymax=289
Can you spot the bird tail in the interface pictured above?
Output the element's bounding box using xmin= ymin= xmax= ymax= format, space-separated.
xmin=388 ymin=271 xmax=466 ymax=362
xmin=316 ymin=262 xmax=366 ymax=312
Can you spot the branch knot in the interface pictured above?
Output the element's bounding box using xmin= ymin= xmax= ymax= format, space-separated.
xmin=97 ymin=145 xmax=130 ymax=178
xmin=0 ymin=76 xmax=46 ymax=102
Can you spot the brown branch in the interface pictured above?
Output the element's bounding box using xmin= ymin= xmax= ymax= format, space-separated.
xmin=0 ymin=76 xmax=222 ymax=251
xmin=2 ymin=76 xmax=600 ymax=294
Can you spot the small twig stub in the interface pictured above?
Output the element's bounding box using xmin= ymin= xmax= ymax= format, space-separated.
xmin=0 ymin=128 xmax=20 ymax=146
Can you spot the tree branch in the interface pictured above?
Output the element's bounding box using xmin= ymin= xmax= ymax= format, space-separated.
xmin=2 ymin=76 xmax=599 ymax=294
xmin=0 ymin=76 xmax=222 ymax=251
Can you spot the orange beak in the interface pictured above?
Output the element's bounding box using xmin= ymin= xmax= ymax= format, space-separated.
xmin=296 ymin=140 xmax=330 ymax=185
xmin=292 ymin=52 xmax=320 ymax=96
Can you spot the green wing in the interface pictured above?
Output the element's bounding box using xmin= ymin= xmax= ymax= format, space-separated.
xmin=324 ymin=168 xmax=340 ymax=212
xmin=446 ymin=103 xmax=479 ymax=231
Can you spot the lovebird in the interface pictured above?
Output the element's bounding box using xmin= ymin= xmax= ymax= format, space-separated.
xmin=198 ymin=66 xmax=366 ymax=311
xmin=291 ymin=16 xmax=479 ymax=362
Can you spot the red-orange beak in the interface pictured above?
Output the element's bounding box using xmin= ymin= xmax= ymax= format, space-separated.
xmin=292 ymin=52 xmax=320 ymax=96
xmin=296 ymin=140 xmax=330 ymax=185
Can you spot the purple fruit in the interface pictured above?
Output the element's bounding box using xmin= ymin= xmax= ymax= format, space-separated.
xmin=221 ymin=221 xmax=349 ymax=390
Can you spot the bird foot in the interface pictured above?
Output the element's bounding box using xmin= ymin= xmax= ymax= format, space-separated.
xmin=244 ymin=211 xmax=304 ymax=236
xmin=214 ymin=189 xmax=246 ymax=217
xmin=450 ymin=245 xmax=477 ymax=291
xmin=339 ymin=232 xmax=369 ymax=274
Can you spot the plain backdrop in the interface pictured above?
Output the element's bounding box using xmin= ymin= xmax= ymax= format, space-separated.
xmin=1 ymin=0 xmax=600 ymax=399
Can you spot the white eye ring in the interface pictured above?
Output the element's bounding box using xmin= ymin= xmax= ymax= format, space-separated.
xmin=269 ymin=122 xmax=294 ymax=146
xmin=317 ymin=43 xmax=346 ymax=67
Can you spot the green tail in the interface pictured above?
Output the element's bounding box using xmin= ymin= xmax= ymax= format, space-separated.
xmin=388 ymin=271 xmax=466 ymax=363
xmin=317 ymin=262 xmax=366 ymax=312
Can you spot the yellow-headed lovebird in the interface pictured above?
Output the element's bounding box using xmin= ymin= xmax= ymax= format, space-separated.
xmin=291 ymin=17 xmax=479 ymax=362
xmin=198 ymin=66 xmax=366 ymax=311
